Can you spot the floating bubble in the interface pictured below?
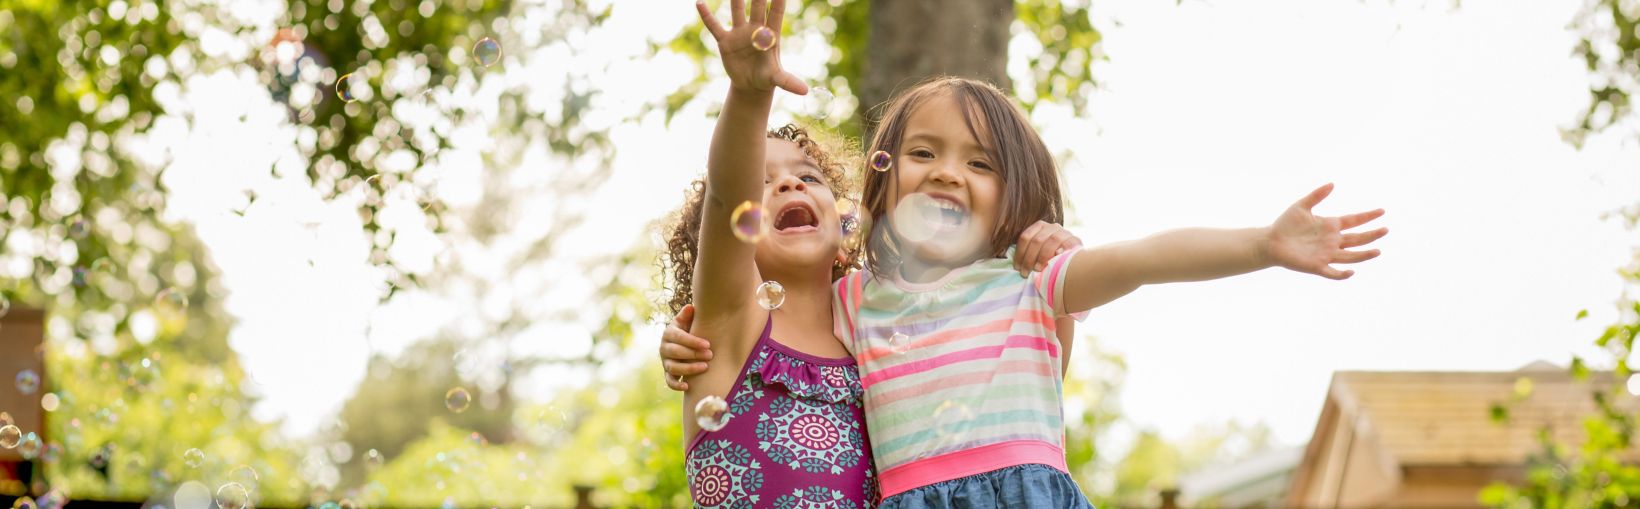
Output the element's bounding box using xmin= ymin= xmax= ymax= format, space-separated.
xmin=473 ymin=37 xmax=501 ymax=67
xmin=90 ymin=445 xmax=111 ymax=467
xmin=183 ymin=447 xmax=205 ymax=468
xmin=694 ymin=395 xmax=729 ymax=432
xmin=444 ymin=387 xmax=471 ymax=413
xmin=15 ymin=369 xmax=39 ymax=395
xmin=215 ymin=483 xmax=250 ymax=509
xmin=68 ymin=218 xmax=90 ymax=239
xmin=932 ymin=400 xmax=973 ymax=438
xmin=0 ymin=424 xmax=19 ymax=448
xmin=0 ymin=411 xmax=12 ymax=426
xmin=155 ymin=288 xmax=189 ymax=313
xmin=840 ymin=215 xmax=860 ymax=237
xmin=175 ymin=481 xmax=212 ymax=509
xmin=41 ymin=442 xmax=61 ymax=463
xmin=338 ymin=500 xmax=358 ymax=509
xmin=16 ymin=432 xmax=40 ymax=459
xmin=364 ymin=449 xmax=384 ymax=470
xmin=0 ymin=295 xmax=10 ymax=318
xmin=336 ymin=73 xmax=363 ymax=103
xmin=888 ymin=332 xmax=910 ymax=354
xmin=40 ymin=392 xmax=58 ymax=411
xmin=228 ymin=464 xmax=259 ymax=491
xmin=13 ymin=497 xmax=34 ymax=509
xmin=71 ymin=266 xmax=89 ymax=287
xmin=467 ymin=431 xmax=487 ymax=446
xmin=890 ymin=192 xmax=948 ymax=244
xmin=868 ymin=150 xmax=893 ymax=173
xmin=805 ymin=87 xmax=835 ymax=120
xmin=730 ymin=201 xmax=767 ymax=243
xmin=1629 ymin=374 xmax=1640 ymax=396
xmin=755 ymin=281 xmax=785 ymax=311
xmin=750 ymin=26 xmax=776 ymax=51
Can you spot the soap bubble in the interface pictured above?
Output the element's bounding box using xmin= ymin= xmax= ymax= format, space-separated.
xmin=155 ymin=287 xmax=189 ymax=313
xmin=888 ymin=332 xmax=910 ymax=354
xmin=0 ymin=425 xmax=19 ymax=448
xmin=68 ymin=217 xmax=90 ymax=239
xmin=364 ymin=449 xmax=384 ymax=470
xmin=175 ymin=481 xmax=212 ymax=509
xmin=444 ymin=387 xmax=471 ymax=413
xmin=730 ymin=201 xmax=767 ymax=243
xmin=694 ymin=396 xmax=730 ymax=432
xmin=805 ymin=87 xmax=835 ymax=120
xmin=228 ymin=464 xmax=259 ymax=492
xmin=15 ymin=369 xmax=39 ymax=395
xmin=183 ymin=447 xmax=205 ymax=468
xmin=750 ymin=26 xmax=776 ymax=51
xmin=755 ymin=281 xmax=785 ymax=310
xmin=214 ymin=483 xmax=250 ymax=509
xmin=868 ymin=150 xmax=892 ymax=172
xmin=0 ymin=295 xmax=10 ymax=317
xmin=932 ymin=400 xmax=973 ymax=438
xmin=473 ymin=37 xmax=501 ymax=67
xmin=12 ymin=497 xmax=34 ymax=509
xmin=336 ymin=73 xmax=364 ymax=103
xmin=16 ymin=432 xmax=40 ymax=459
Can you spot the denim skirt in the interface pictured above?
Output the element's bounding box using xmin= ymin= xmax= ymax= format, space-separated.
xmin=877 ymin=464 xmax=1096 ymax=509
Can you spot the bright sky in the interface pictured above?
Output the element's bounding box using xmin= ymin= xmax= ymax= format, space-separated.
xmin=152 ymin=0 xmax=1640 ymax=457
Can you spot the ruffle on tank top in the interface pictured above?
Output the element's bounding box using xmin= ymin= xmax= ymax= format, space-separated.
xmin=745 ymin=335 xmax=864 ymax=405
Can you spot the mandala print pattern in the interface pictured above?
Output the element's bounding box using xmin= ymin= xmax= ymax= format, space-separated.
xmin=687 ymin=440 xmax=763 ymax=508
xmin=772 ymin=486 xmax=857 ymax=509
xmin=756 ymin=395 xmax=863 ymax=474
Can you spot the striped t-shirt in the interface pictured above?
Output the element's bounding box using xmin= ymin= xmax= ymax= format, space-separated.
xmin=831 ymin=247 xmax=1083 ymax=499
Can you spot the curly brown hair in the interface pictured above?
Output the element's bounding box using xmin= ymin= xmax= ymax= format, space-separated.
xmin=657 ymin=124 xmax=863 ymax=316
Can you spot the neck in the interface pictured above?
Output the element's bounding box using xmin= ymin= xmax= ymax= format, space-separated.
xmin=758 ymin=264 xmax=835 ymax=331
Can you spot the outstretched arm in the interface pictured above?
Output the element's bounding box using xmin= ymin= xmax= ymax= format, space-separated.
xmin=1058 ymin=183 xmax=1387 ymax=314
xmin=689 ymin=0 xmax=807 ymax=333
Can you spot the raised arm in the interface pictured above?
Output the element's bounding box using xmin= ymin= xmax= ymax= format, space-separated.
xmin=689 ymin=0 xmax=807 ymax=325
xmin=1058 ymin=183 xmax=1387 ymax=314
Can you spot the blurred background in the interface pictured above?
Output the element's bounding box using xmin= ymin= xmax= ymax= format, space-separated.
xmin=0 ymin=0 xmax=1637 ymax=507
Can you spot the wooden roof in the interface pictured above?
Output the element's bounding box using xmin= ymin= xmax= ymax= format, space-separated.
xmin=1325 ymin=365 xmax=1635 ymax=466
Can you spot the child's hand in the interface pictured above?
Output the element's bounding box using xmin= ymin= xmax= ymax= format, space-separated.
xmin=660 ymin=304 xmax=714 ymax=391
xmin=696 ymin=0 xmax=808 ymax=95
xmin=1264 ymin=183 xmax=1387 ymax=280
xmin=1014 ymin=221 xmax=1083 ymax=277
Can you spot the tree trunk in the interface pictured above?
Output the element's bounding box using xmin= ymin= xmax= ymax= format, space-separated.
xmin=861 ymin=0 xmax=1013 ymax=125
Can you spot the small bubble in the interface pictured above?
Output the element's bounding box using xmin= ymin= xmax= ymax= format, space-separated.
xmin=444 ymin=387 xmax=471 ymax=413
xmin=730 ymin=201 xmax=767 ymax=243
xmin=215 ymin=483 xmax=249 ymax=509
xmin=840 ymin=215 xmax=860 ymax=237
xmin=364 ymin=448 xmax=384 ymax=470
xmin=40 ymin=392 xmax=59 ymax=411
xmin=694 ymin=396 xmax=729 ymax=432
xmin=0 ymin=295 xmax=10 ymax=318
xmin=805 ymin=87 xmax=835 ymax=120
xmin=0 ymin=424 xmax=19 ymax=448
xmin=750 ymin=26 xmax=776 ymax=51
xmin=15 ymin=369 xmax=39 ymax=395
xmin=868 ymin=150 xmax=892 ymax=172
xmin=228 ymin=464 xmax=259 ymax=491
xmin=13 ymin=497 xmax=34 ymax=509
xmin=338 ymin=500 xmax=359 ymax=509
xmin=155 ymin=288 xmax=189 ymax=313
xmin=473 ymin=37 xmax=501 ymax=67
xmin=41 ymin=442 xmax=61 ymax=463
xmin=932 ymin=400 xmax=973 ymax=438
xmin=336 ymin=72 xmax=363 ymax=103
xmin=467 ymin=431 xmax=487 ymax=446
xmin=175 ymin=481 xmax=212 ymax=509
xmin=888 ymin=332 xmax=909 ymax=354
xmin=16 ymin=432 xmax=40 ymax=459
xmin=68 ymin=217 xmax=90 ymax=239
xmin=71 ymin=266 xmax=89 ymax=287
xmin=183 ymin=447 xmax=205 ymax=468
xmin=755 ymin=281 xmax=785 ymax=311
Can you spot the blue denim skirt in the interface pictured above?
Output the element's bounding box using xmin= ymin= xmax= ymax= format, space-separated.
xmin=877 ymin=464 xmax=1096 ymax=509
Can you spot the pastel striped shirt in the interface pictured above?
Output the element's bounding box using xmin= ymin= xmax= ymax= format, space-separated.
xmin=832 ymin=247 xmax=1084 ymax=499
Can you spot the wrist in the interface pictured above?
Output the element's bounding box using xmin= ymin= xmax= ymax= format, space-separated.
xmin=727 ymin=82 xmax=776 ymax=99
xmin=1253 ymin=226 xmax=1275 ymax=268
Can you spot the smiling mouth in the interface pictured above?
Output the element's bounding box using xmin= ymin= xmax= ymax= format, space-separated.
xmin=774 ymin=202 xmax=819 ymax=232
xmin=919 ymin=196 xmax=968 ymax=231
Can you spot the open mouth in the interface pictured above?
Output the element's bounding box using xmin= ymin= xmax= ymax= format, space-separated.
xmin=773 ymin=201 xmax=820 ymax=232
xmin=918 ymin=194 xmax=968 ymax=231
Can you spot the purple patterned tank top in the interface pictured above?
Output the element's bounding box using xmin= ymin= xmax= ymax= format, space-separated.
xmin=686 ymin=316 xmax=878 ymax=508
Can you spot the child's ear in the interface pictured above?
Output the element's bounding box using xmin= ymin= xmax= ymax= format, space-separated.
xmin=836 ymin=248 xmax=848 ymax=267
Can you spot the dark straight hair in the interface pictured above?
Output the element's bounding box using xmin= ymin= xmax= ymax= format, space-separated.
xmin=858 ymin=76 xmax=1065 ymax=278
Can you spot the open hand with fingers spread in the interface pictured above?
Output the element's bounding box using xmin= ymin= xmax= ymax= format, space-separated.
xmin=1263 ymin=183 xmax=1388 ymax=280
xmin=695 ymin=0 xmax=808 ymax=95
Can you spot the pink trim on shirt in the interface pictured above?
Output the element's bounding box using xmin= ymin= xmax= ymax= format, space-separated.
xmin=877 ymin=440 xmax=1071 ymax=500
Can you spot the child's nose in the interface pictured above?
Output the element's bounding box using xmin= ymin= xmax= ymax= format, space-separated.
xmin=778 ymin=180 xmax=806 ymax=193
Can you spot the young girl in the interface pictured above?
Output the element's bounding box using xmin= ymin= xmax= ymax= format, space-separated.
xmin=665 ymin=74 xmax=1388 ymax=507
xmin=663 ymin=2 xmax=1084 ymax=507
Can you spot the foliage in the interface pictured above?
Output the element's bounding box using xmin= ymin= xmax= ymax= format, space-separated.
xmin=1103 ymin=421 xmax=1275 ymax=508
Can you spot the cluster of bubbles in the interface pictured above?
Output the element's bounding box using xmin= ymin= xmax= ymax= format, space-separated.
xmin=694 ymin=396 xmax=730 ymax=432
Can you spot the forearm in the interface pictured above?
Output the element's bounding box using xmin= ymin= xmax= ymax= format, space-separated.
xmin=1118 ymin=226 xmax=1274 ymax=285
xmin=703 ymin=86 xmax=775 ymax=208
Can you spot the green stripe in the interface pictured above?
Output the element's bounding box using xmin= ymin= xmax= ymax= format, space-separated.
xmin=869 ymin=383 xmax=1061 ymax=429
xmin=873 ymin=409 xmax=1063 ymax=457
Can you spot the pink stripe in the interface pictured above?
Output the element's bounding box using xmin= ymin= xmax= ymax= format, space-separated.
xmin=857 ymin=310 xmax=1055 ymax=364
xmin=869 ymin=360 xmax=1056 ymax=406
xmin=1043 ymin=249 xmax=1076 ymax=313
xmin=861 ymin=335 xmax=1058 ymax=388
xmin=877 ymin=440 xmax=1070 ymax=500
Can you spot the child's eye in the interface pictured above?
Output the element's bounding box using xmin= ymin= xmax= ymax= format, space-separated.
xmin=801 ymin=175 xmax=823 ymax=184
xmin=909 ymin=149 xmax=934 ymax=158
xmin=969 ymin=160 xmax=993 ymax=171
